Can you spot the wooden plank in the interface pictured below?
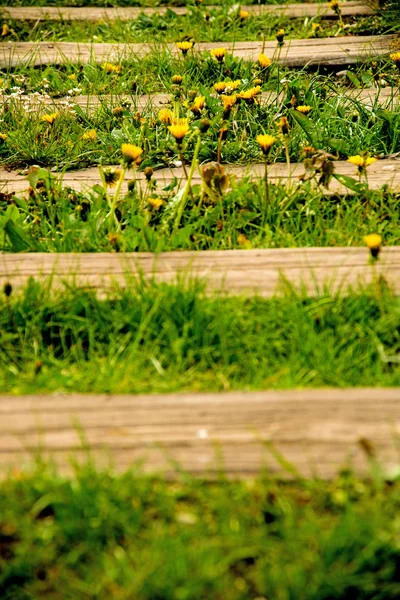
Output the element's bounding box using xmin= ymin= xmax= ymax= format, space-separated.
xmin=1 ymin=159 xmax=399 ymax=196
xmin=0 ymin=388 xmax=399 ymax=477
xmin=0 ymin=2 xmax=375 ymax=22
xmin=1 ymin=87 xmax=397 ymax=114
xmin=1 ymin=246 xmax=400 ymax=296
xmin=0 ymin=35 xmax=395 ymax=68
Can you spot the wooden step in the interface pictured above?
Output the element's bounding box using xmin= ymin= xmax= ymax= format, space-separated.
xmin=1 ymin=247 xmax=400 ymax=296
xmin=1 ymin=388 xmax=399 ymax=478
xmin=1 ymin=87 xmax=397 ymax=114
xmin=0 ymin=35 xmax=395 ymax=69
xmin=2 ymin=159 xmax=399 ymax=196
xmin=0 ymin=2 xmax=375 ymax=22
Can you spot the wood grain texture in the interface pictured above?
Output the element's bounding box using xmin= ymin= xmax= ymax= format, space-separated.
xmin=0 ymin=35 xmax=395 ymax=68
xmin=1 ymin=87 xmax=397 ymax=114
xmin=0 ymin=2 xmax=375 ymax=21
xmin=1 ymin=246 xmax=400 ymax=296
xmin=0 ymin=388 xmax=399 ymax=477
xmin=1 ymin=159 xmax=399 ymax=196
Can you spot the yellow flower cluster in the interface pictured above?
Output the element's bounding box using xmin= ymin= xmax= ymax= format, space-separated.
xmin=102 ymin=62 xmax=122 ymax=74
xmin=41 ymin=112 xmax=59 ymax=124
xmin=81 ymin=129 xmax=97 ymax=141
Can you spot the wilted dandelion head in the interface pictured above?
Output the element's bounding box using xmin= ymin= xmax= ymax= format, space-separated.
xmin=112 ymin=106 xmax=124 ymax=118
xmin=276 ymin=116 xmax=290 ymax=135
xmin=104 ymin=168 xmax=122 ymax=187
xmin=121 ymin=143 xmax=143 ymax=167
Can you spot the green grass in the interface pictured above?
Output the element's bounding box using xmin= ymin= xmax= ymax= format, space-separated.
xmin=0 ymin=60 xmax=399 ymax=172
xmin=2 ymin=459 xmax=400 ymax=599
xmin=2 ymin=278 xmax=400 ymax=394
xmin=2 ymin=173 xmax=400 ymax=252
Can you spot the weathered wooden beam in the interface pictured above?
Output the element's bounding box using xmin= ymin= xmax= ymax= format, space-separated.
xmin=0 ymin=2 xmax=376 ymax=22
xmin=1 ymin=158 xmax=399 ymax=196
xmin=1 ymin=247 xmax=399 ymax=296
xmin=0 ymin=388 xmax=399 ymax=478
xmin=0 ymin=35 xmax=395 ymax=68
xmin=1 ymin=87 xmax=397 ymax=115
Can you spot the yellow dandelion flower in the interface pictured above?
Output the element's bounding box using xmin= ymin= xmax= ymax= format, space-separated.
xmin=67 ymin=74 xmax=76 ymax=81
xmin=191 ymin=96 xmax=206 ymax=114
xmin=347 ymin=155 xmax=377 ymax=171
xmin=258 ymin=53 xmax=272 ymax=68
xmin=102 ymin=62 xmax=122 ymax=74
xmin=276 ymin=116 xmax=290 ymax=135
xmin=158 ymin=108 xmax=174 ymax=125
xmin=390 ymin=52 xmax=400 ymax=70
xmin=239 ymin=86 xmax=261 ymax=102
xmin=0 ymin=133 xmax=7 ymax=141
xmin=148 ymin=197 xmax=164 ymax=210
xmin=329 ymin=0 xmax=340 ymax=13
xmin=168 ymin=119 xmax=190 ymax=143
xmin=239 ymin=10 xmax=249 ymax=19
xmin=81 ymin=129 xmax=97 ymax=141
xmin=296 ymin=105 xmax=312 ymax=114
xmin=103 ymin=168 xmax=122 ymax=187
xmin=225 ymin=79 xmax=241 ymax=91
xmin=210 ymin=47 xmax=227 ymax=63
xmin=364 ymin=233 xmax=382 ymax=258
xmin=256 ymin=134 xmax=276 ymax=155
xmin=253 ymin=78 xmax=262 ymax=85
xmin=221 ymin=94 xmax=237 ymax=111
xmin=214 ymin=82 xmax=227 ymax=94
xmin=1 ymin=24 xmax=9 ymax=37
xmin=121 ymin=143 xmax=143 ymax=167
xmin=171 ymin=74 xmax=183 ymax=84
xmin=176 ymin=41 xmax=193 ymax=55
xmin=41 ymin=112 xmax=59 ymax=124
xmin=276 ymin=29 xmax=285 ymax=44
